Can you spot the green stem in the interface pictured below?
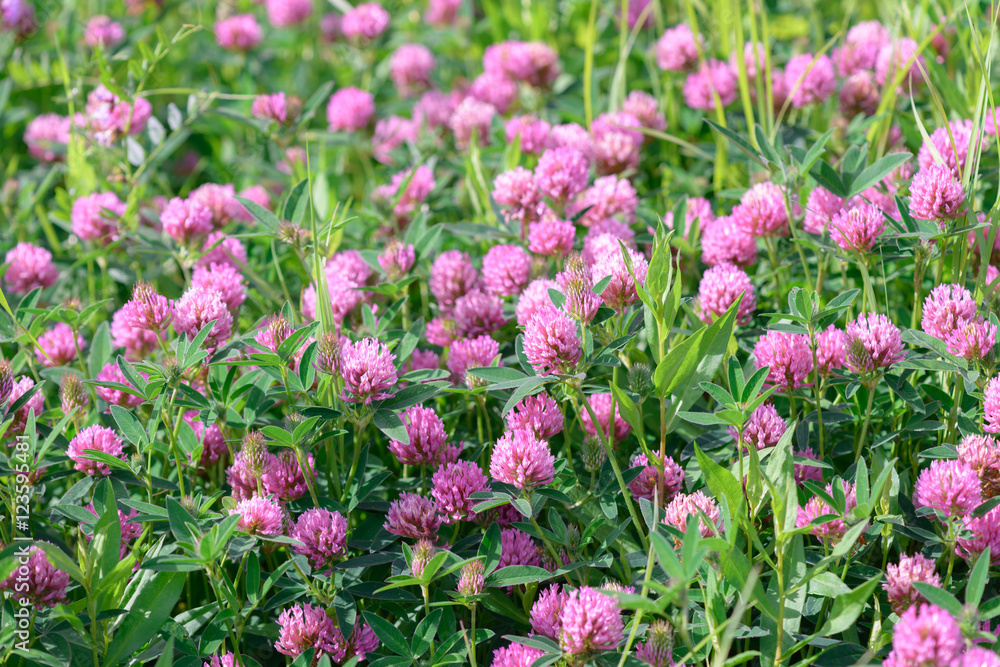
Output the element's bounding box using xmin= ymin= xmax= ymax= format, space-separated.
xmin=854 ymin=384 xmax=877 ymax=462
xmin=571 ymin=383 xmax=648 ymax=551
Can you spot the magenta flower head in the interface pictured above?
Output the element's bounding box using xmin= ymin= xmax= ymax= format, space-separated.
xmin=446 ymin=335 xmax=500 ymax=388
xmin=528 ymin=218 xmax=575 ymax=257
xmin=341 ymin=2 xmax=390 ymax=42
xmin=84 ymin=15 xmax=124 ymax=48
xmin=493 ymin=167 xmax=544 ymax=230
xmin=291 ymin=508 xmax=347 ymax=571
xmin=373 ymin=165 xmax=436 ymax=225
xmin=251 ymin=93 xmax=289 ymax=125
xmin=432 ymin=460 xmax=490 ymax=523
xmin=795 ymin=480 xmax=858 ymax=543
xmin=918 ymin=121 xmax=978 ymax=178
xmin=729 ymin=402 xmax=787 ymax=450
xmin=24 ymin=114 xmax=71 ymax=163
xmin=449 ymin=97 xmax=496 ymax=149
xmin=160 ymin=197 xmax=214 ymax=245
xmin=492 ymin=642 xmax=545 ymax=667
xmin=627 ymin=452 xmax=684 ymax=505
xmin=3 ymin=243 xmax=59 ymax=294
xmin=882 ymin=604 xmax=964 ymax=667
xmin=884 ymin=553 xmax=941 ymax=614
xmin=385 ymin=492 xmax=441 ymax=540
xmin=958 ymin=434 xmax=1000 ymax=483
xmin=962 ymin=648 xmax=1000 ymax=667
xmin=591 ymin=112 xmax=642 ymax=175
xmin=425 ymin=0 xmax=460 ymax=25
xmin=327 ymin=87 xmax=375 ymax=133
xmin=231 ymin=496 xmax=285 ymax=536
xmin=845 ymin=313 xmax=905 ymax=376
xmin=663 ymin=491 xmax=721 ymax=539
xmin=984 ymin=377 xmax=1000 ymax=434
xmin=697 ymin=263 xmax=756 ymax=326
xmin=816 ymin=325 xmax=848 ymax=375
xmin=876 ymin=38 xmax=926 ymax=92
xmin=389 ymin=43 xmax=435 ymax=97
xmin=173 ymin=286 xmax=233 ymax=349
xmin=581 ymin=393 xmax=631 ymax=443
xmin=909 ymin=164 xmax=966 ymax=224
xmin=535 ymin=147 xmax=590 ymax=203
xmin=275 ymin=602 xmax=345 ymax=660
xmin=7 ymin=376 xmax=44 ymax=436
xmin=252 ymin=314 xmax=293 ymax=355
xmin=505 ymin=115 xmax=552 ymax=155
xmin=784 ymin=53 xmax=836 ymax=108
xmin=469 ymin=72 xmax=518 ymax=114
xmin=569 ymin=175 xmax=638 ymax=228
xmin=482 ymin=244 xmax=532 ymax=297
xmin=656 ymin=24 xmax=700 ymax=71
xmin=490 ymin=429 xmax=556 ymax=490
xmin=515 ymin=279 xmax=561 ymax=327
xmin=590 ymin=246 xmax=648 ymax=313
xmin=530 ymin=584 xmax=569 ymax=639
xmin=429 ymin=250 xmax=479 ymax=314
xmin=523 ymin=306 xmax=582 ymax=376
xmin=262 ymin=450 xmax=315 ymax=501
xmin=734 ymin=182 xmax=788 ymax=237
xmin=683 ymin=60 xmax=738 ymax=110
xmin=835 ymin=20 xmax=890 ymax=75
xmin=72 ymin=191 xmax=126 ymax=243
xmin=372 ymin=116 xmax=416 ymax=165
xmin=215 ymin=14 xmax=262 ymax=51
xmin=125 ymin=281 xmax=173 ymax=332
xmin=264 ymin=0 xmax=313 ymax=27
xmin=192 ymin=263 xmax=246 ymax=314
xmin=948 ymin=317 xmax=999 ymax=362
xmin=830 ymin=202 xmax=885 ymax=252
xmin=36 ymin=322 xmax=85 ymax=367
xmin=378 ymin=240 xmax=416 ymax=281
xmin=84 ymin=85 xmax=151 ymax=145
xmin=921 ymin=283 xmax=976 ymax=341
xmin=557 ymin=254 xmax=602 ymax=323
xmin=753 ymin=331 xmax=813 ymax=391
xmin=623 ymin=91 xmax=667 ymax=132
xmin=0 ymin=546 xmax=69 ymax=609
xmin=390 ymin=406 xmax=446 ymax=466
xmin=67 ymin=425 xmax=126 ymax=476
xmin=700 ymin=214 xmax=757 ymax=267
xmin=558 ymin=586 xmax=624 ymax=655
xmin=958 ymin=505 xmax=1000 ymax=564
xmin=340 ymin=337 xmax=397 ymax=404
xmin=913 ymin=459 xmax=982 ymax=520
xmin=506 ymin=393 xmax=564 ymax=439
xmin=454 ymin=289 xmax=506 ymax=337
xmin=839 ymin=71 xmax=881 ymax=118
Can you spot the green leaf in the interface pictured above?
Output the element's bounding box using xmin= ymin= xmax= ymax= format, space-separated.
xmin=235 ymin=196 xmax=282 ymax=234
xmin=363 ymin=612 xmax=412 ymax=659
xmin=609 ymin=383 xmax=641 ymax=435
xmin=694 ymin=444 xmax=743 ymax=523
xmin=411 ymin=608 xmax=443 ymax=658
xmin=817 ymin=575 xmax=882 ymax=636
xmin=912 ymin=582 xmax=963 ymax=617
xmin=847 ymin=152 xmax=912 ymax=198
xmin=966 ymin=547 xmax=990 ymax=608
xmin=485 ymin=565 xmax=551 ymax=588
xmin=479 ymin=524 xmax=503 ymax=576
xmin=705 ymin=119 xmax=766 ymax=167
xmin=373 ymin=409 xmax=408 ymax=443
xmin=103 ymin=571 xmax=187 ymax=666
xmin=655 ymin=293 xmax=741 ymax=399
xmin=110 ymin=405 xmax=147 ymax=448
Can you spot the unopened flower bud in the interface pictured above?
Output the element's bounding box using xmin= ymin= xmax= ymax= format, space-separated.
xmin=59 ymin=373 xmax=89 ymax=417
xmin=0 ymin=359 xmax=12 ymax=405
xmin=316 ymin=332 xmax=342 ymax=375
xmin=241 ymin=430 xmax=269 ymax=477
xmin=582 ymin=435 xmax=606 ymax=472
xmin=457 ymin=560 xmax=485 ymax=597
xmin=628 ymin=363 xmax=653 ymax=398
xmin=412 ymin=538 xmax=434 ymax=578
